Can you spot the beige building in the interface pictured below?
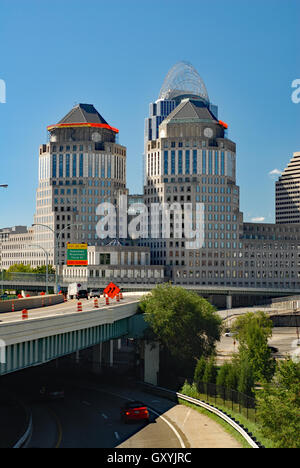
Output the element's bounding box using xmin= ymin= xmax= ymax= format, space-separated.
xmin=63 ymin=243 xmax=164 ymax=286
xmin=33 ymin=103 xmax=128 ymax=269
xmin=142 ymin=62 xmax=300 ymax=290
xmin=276 ymin=151 xmax=300 ymax=223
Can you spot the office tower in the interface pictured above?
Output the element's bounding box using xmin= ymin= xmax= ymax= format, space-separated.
xmin=34 ymin=103 xmax=127 ymax=267
xmin=143 ymin=61 xmax=243 ymax=283
xmin=276 ymin=151 xmax=300 ymax=223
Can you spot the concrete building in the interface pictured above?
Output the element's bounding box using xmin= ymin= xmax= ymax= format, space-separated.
xmin=142 ymin=62 xmax=300 ymax=290
xmin=276 ymin=151 xmax=300 ymax=223
xmin=2 ymin=65 xmax=300 ymax=293
xmin=33 ymin=103 xmax=128 ymax=268
xmin=0 ymin=226 xmax=35 ymax=269
xmin=63 ymin=242 xmax=164 ymax=286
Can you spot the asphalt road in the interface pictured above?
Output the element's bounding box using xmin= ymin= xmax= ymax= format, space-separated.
xmin=2 ymin=368 xmax=241 ymax=448
xmin=0 ymin=294 xmax=143 ymax=324
xmin=217 ymin=327 xmax=299 ymax=362
xmin=21 ymin=374 xmax=185 ymax=449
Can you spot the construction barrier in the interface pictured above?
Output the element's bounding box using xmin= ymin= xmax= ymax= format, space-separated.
xmin=77 ymin=302 xmax=82 ymax=312
xmin=22 ymin=309 xmax=28 ymax=320
xmin=11 ymin=302 xmax=15 ymax=312
xmin=94 ymin=298 xmax=99 ymax=308
xmin=120 ymin=292 xmax=123 ymax=300
xmin=105 ymin=296 xmax=110 ymax=306
xmin=116 ymin=294 xmax=120 ymax=302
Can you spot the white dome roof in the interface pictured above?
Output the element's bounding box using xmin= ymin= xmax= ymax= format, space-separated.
xmin=158 ymin=61 xmax=209 ymax=102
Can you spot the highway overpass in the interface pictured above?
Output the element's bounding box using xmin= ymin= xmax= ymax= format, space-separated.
xmin=2 ymin=272 xmax=300 ymax=308
xmin=0 ymin=294 xmax=147 ymax=377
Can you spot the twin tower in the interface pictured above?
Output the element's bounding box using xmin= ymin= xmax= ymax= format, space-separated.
xmin=34 ymin=62 xmax=300 ymax=292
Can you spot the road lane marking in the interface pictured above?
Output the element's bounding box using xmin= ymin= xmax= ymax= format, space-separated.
xmin=114 ymin=432 xmax=120 ymax=440
xmin=84 ymin=387 xmax=186 ymax=449
xmin=182 ymin=408 xmax=191 ymax=427
xmin=47 ymin=407 xmax=63 ymax=449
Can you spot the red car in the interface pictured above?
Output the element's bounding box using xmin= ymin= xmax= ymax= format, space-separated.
xmin=121 ymin=401 xmax=150 ymax=423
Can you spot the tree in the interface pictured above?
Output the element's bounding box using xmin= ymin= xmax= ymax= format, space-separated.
xmin=7 ymin=263 xmax=33 ymax=273
xmin=194 ymin=356 xmax=207 ymax=392
xmin=256 ymin=359 xmax=300 ymax=448
xmin=203 ymin=357 xmax=218 ymax=384
xmin=216 ymin=362 xmax=231 ymax=388
xmin=142 ymin=284 xmax=222 ymax=373
xmin=232 ymin=311 xmax=275 ymax=382
xmin=225 ymin=362 xmax=239 ymax=391
xmin=33 ymin=265 xmax=55 ymax=274
xmin=237 ymin=359 xmax=255 ymax=397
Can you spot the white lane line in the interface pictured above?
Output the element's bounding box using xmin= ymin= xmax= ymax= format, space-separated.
xmin=182 ymin=408 xmax=191 ymax=427
xmin=82 ymin=401 xmax=91 ymax=406
xmin=91 ymin=388 xmax=186 ymax=449
xmin=147 ymin=406 xmax=186 ymax=449
xmin=114 ymin=432 xmax=120 ymax=440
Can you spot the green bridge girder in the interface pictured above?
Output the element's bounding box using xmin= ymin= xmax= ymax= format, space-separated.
xmin=0 ymin=314 xmax=147 ymax=376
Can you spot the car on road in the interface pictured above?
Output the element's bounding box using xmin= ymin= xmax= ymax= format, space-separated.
xmin=121 ymin=401 xmax=149 ymax=423
xmin=89 ymin=289 xmax=103 ymax=299
xmin=224 ymin=332 xmax=237 ymax=337
xmin=76 ymin=289 xmax=88 ymax=300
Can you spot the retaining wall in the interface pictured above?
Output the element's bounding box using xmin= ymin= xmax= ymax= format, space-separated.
xmin=0 ymin=295 xmax=64 ymax=313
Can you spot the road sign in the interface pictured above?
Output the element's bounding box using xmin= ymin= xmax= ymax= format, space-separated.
xmin=103 ymin=282 xmax=120 ymax=299
xmin=67 ymin=243 xmax=88 ymax=266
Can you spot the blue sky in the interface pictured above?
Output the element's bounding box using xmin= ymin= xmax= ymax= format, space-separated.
xmin=0 ymin=0 xmax=299 ymax=227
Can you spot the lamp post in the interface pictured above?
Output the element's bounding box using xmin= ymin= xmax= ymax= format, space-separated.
xmin=29 ymin=244 xmax=49 ymax=294
xmin=0 ymin=184 xmax=8 ymax=296
xmin=32 ymin=223 xmax=82 ymax=293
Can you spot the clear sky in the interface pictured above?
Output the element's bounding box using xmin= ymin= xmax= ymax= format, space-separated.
xmin=0 ymin=0 xmax=299 ymax=228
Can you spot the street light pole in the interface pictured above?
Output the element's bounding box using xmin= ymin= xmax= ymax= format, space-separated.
xmin=32 ymin=223 xmax=82 ymax=293
xmin=28 ymin=244 xmax=49 ymax=294
xmin=0 ymin=184 xmax=8 ymax=296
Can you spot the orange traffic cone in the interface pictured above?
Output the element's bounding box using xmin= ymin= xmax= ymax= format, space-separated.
xmin=12 ymin=302 xmax=15 ymax=312
xmin=77 ymin=302 xmax=82 ymax=312
xmin=116 ymin=294 xmax=120 ymax=302
xmin=120 ymin=292 xmax=123 ymax=300
xmin=22 ymin=309 xmax=28 ymax=320
xmin=94 ymin=298 xmax=99 ymax=308
xmin=105 ymin=296 xmax=110 ymax=306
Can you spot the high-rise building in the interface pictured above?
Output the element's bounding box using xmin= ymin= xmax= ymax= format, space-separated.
xmin=33 ymin=103 xmax=128 ymax=267
xmin=276 ymin=151 xmax=300 ymax=223
xmin=142 ymin=62 xmax=300 ymax=290
xmin=143 ymin=62 xmax=242 ymax=279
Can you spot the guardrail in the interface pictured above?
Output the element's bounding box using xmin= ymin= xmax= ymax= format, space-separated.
xmin=139 ymin=382 xmax=261 ymax=449
xmin=13 ymin=412 xmax=32 ymax=448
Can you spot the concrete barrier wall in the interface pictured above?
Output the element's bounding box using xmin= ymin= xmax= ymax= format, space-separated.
xmin=0 ymin=295 xmax=64 ymax=313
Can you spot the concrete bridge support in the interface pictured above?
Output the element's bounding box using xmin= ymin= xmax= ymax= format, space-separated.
xmin=92 ymin=340 xmax=115 ymax=373
xmin=144 ymin=342 xmax=160 ymax=386
xmin=226 ymin=295 xmax=232 ymax=310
